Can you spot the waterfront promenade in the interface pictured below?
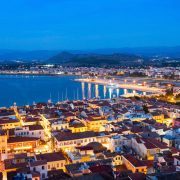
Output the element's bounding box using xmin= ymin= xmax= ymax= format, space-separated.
xmin=76 ymin=78 xmax=165 ymax=94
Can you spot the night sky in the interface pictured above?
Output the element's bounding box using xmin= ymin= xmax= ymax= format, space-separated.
xmin=0 ymin=0 xmax=180 ymax=50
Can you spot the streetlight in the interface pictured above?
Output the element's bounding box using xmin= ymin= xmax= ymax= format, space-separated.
xmin=168 ymin=84 xmax=171 ymax=87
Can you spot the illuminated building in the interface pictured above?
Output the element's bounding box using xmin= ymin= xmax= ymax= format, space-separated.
xmin=14 ymin=125 xmax=45 ymax=140
xmin=86 ymin=115 xmax=107 ymax=132
xmin=7 ymin=136 xmax=40 ymax=153
xmin=0 ymin=130 xmax=8 ymax=161
xmin=151 ymin=111 xmax=164 ymax=123
xmin=68 ymin=119 xmax=87 ymax=133
xmin=36 ymin=152 xmax=67 ymax=171
xmin=0 ymin=117 xmax=20 ymax=130
xmin=122 ymin=154 xmax=147 ymax=174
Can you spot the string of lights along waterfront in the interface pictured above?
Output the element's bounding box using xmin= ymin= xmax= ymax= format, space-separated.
xmin=0 ymin=75 xmax=144 ymax=107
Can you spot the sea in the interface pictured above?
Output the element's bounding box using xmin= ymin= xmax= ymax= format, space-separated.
xmin=0 ymin=75 xmax=140 ymax=107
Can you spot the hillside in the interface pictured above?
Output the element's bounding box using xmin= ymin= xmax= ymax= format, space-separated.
xmin=47 ymin=52 xmax=143 ymax=66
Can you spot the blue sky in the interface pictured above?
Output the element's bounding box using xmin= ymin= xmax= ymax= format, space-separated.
xmin=0 ymin=0 xmax=180 ymax=50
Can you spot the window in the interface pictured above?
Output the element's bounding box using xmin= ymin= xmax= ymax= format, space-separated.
xmin=48 ymin=165 xmax=50 ymax=169
xmin=42 ymin=173 xmax=45 ymax=179
xmin=57 ymin=163 xmax=59 ymax=168
xmin=42 ymin=166 xmax=45 ymax=170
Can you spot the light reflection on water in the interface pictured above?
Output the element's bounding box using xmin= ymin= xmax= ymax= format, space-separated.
xmin=0 ymin=75 xmax=143 ymax=107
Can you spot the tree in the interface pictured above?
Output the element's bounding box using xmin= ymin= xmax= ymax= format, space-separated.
xmin=143 ymin=105 xmax=149 ymax=114
xmin=166 ymin=87 xmax=173 ymax=96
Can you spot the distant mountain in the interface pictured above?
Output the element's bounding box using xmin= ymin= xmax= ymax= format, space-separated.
xmin=47 ymin=51 xmax=143 ymax=66
xmin=84 ymin=46 xmax=180 ymax=57
xmin=48 ymin=51 xmax=75 ymax=63
xmin=0 ymin=46 xmax=180 ymax=63
xmin=0 ymin=50 xmax=59 ymax=61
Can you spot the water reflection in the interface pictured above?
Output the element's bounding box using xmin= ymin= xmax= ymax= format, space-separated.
xmin=0 ymin=75 xmax=150 ymax=107
xmin=109 ymin=88 xmax=112 ymax=99
xmin=88 ymin=83 xmax=91 ymax=99
xmin=81 ymin=82 xmax=85 ymax=99
xmin=116 ymin=88 xmax=119 ymax=97
xmin=95 ymin=84 xmax=99 ymax=98
xmin=133 ymin=90 xmax=136 ymax=95
xmin=124 ymin=88 xmax=127 ymax=95
xmin=103 ymin=85 xmax=107 ymax=98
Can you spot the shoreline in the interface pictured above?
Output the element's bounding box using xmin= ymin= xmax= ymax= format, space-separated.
xmin=0 ymin=73 xmax=80 ymax=77
xmin=76 ymin=78 xmax=165 ymax=94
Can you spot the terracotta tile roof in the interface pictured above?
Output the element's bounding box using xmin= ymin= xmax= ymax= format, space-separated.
xmin=76 ymin=146 xmax=93 ymax=151
xmin=0 ymin=118 xmax=19 ymax=124
xmin=147 ymin=139 xmax=168 ymax=149
xmin=4 ymin=159 xmax=28 ymax=170
xmin=141 ymin=160 xmax=154 ymax=168
xmin=54 ymin=131 xmax=97 ymax=141
xmin=36 ymin=152 xmax=66 ymax=162
xmin=123 ymin=155 xmax=147 ymax=167
xmin=128 ymin=172 xmax=146 ymax=180
xmin=89 ymin=165 xmax=113 ymax=173
xmin=28 ymin=125 xmax=43 ymax=131
xmin=143 ymin=141 xmax=157 ymax=149
xmin=7 ymin=136 xmax=39 ymax=143
xmin=30 ymin=160 xmax=47 ymax=167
